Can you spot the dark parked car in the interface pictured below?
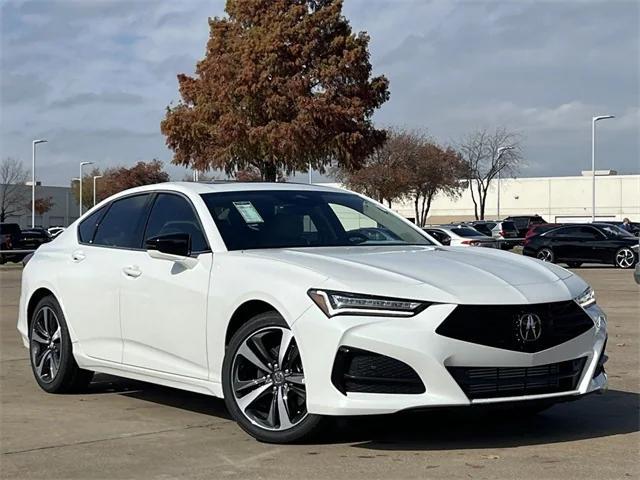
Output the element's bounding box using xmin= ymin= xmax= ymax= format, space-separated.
xmin=504 ymin=215 xmax=547 ymax=238
xmin=523 ymin=223 xmax=639 ymax=269
xmin=0 ymin=223 xmax=23 ymax=264
xmin=20 ymin=228 xmax=52 ymax=249
xmin=0 ymin=225 xmax=51 ymax=264
xmin=469 ymin=220 xmax=519 ymax=249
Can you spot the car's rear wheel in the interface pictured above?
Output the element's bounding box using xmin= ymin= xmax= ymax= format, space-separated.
xmin=29 ymin=295 xmax=93 ymax=393
xmin=614 ymin=247 xmax=636 ymax=269
xmin=222 ymin=312 xmax=324 ymax=443
xmin=536 ymin=247 xmax=554 ymax=263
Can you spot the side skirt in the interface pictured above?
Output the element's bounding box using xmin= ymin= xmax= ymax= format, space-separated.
xmin=73 ymin=344 xmax=223 ymax=398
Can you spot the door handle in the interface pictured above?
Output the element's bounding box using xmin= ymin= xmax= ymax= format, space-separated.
xmin=122 ymin=265 xmax=142 ymax=278
xmin=71 ymin=250 xmax=85 ymax=262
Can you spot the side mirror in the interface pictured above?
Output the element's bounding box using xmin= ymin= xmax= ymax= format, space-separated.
xmin=145 ymin=233 xmax=197 ymax=268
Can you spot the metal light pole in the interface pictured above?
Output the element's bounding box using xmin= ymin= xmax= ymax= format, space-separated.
xmin=31 ymin=139 xmax=47 ymax=227
xmin=79 ymin=162 xmax=93 ymax=216
xmin=496 ymin=146 xmax=514 ymax=219
xmin=591 ymin=115 xmax=615 ymax=222
xmin=93 ymin=175 xmax=103 ymax=206
xmin=308 ymin=162 xmax=312 ymax=184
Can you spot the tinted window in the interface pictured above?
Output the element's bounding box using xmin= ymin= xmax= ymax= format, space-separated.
xmin=426 ymin=229 xmax=450 ymax=244
xmin=93 ymin=194 xmax=151 ymax=249
xmin=201 ymin=190 xmax=432 ymax=250
xmin=144 ymin=193 xmax=208 ymax=252
xmin=511 ymin=217 xmax=529 ymax=229
xmin=552 ymin=226 xmax=601 ymax=239
xmin=500 ymin=221 xmax=517 ymax=232
xmin=471 ymin=224 xmax=493 ymax=236
xmin=601 ymin=225 xmax=634 ymax=238
xmin=78 ymin=205 xmax=108 ymax=243
xmin=450 ymin=227 xmax=485 ymax=237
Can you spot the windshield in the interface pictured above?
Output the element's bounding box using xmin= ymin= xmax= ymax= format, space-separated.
xmin=201 ymin=190 xmax=433 ymax=250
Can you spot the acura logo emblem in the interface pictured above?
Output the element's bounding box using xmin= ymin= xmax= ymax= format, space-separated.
xmin=517 ymin=313 xmax=542 ymax=342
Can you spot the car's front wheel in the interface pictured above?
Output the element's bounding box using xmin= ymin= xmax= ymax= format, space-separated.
xmin=29 ymin=295 xmax=94 ymax=393
xmin=536 ymin=247 xmax=554 ymax=263
xmin=222 ymin=312 xmax=324 ymax=443
xmin=614 ymin=247 xmax=636 ymax=269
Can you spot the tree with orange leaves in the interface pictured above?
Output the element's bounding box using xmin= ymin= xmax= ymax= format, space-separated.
xmin=161 ymin=0 xmax=389 ymax=181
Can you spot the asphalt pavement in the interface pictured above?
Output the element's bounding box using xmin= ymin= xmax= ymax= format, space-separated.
xmin=1 ymin=265 xmax=638 ymax=479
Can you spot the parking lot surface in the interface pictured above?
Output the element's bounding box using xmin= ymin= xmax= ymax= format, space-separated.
xmin=1 ymin=265 xmax=638 ymax=479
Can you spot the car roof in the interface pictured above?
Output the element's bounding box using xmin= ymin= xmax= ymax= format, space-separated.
xmin=119 ymin=181 xmax=349 ymax=196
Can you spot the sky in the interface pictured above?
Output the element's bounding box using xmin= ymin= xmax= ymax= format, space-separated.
xmin=1 ymin=0 xmax=639 ymax=186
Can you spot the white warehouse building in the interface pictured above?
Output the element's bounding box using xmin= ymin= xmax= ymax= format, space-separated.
xmin=323 ymin=172 xmax=640 ymax=224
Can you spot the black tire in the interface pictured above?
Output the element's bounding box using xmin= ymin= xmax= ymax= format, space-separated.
xmin=536 ymin=247 xmax=554 ymax=263
xmin=29 ymin=295 xmax=94 ymax=393
xmin=614 ymin=247 xmax=637 ymax=269
xmin=222 ymin=311 xmax=324 ymax=443
xmin=566 ymin=262 xmax=582 ymax=268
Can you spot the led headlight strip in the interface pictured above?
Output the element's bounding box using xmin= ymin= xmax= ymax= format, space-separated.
xmin=307 ymin=289 xmax=430 ymax=317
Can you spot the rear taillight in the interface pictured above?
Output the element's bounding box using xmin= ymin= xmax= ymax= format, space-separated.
xmin=461 ymin=240 xmax=481 ymax=246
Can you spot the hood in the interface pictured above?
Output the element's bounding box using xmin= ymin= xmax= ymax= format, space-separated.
xmin=243 ymin=245 xmax=583 ymax=305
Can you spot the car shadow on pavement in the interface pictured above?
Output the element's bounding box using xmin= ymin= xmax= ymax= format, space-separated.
xmin=339 ymin=389 xmax=639 ymax=450
xmin=89 ymin=373 xmax=638 ymax=448
xmin=88 ymin=373 xmax=232 ymax=420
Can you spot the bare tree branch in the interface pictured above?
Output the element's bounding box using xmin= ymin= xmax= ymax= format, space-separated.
xmin=459 ymin=127 xmax=523 ymax=220
xmin=0 ymin=157 xmax=28 ymax=222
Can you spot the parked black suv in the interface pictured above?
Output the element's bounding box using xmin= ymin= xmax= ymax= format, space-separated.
xmin=503 ymin=215 xmax=547 ymax=238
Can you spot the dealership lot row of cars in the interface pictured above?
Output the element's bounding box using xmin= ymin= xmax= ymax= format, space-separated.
xmin=424 ymin=217 xmax=639 ymax=270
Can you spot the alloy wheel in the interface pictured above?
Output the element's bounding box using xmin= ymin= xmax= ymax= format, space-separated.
xmin=30 ymin=306 xmax=62 ymax=383
xmin=616 ymin=248 xmax=635 ymax=269
xmin=231 ymin=327 xmax=307 ymax=431
xmin=537 ymin=248 xmax=553 ymax=262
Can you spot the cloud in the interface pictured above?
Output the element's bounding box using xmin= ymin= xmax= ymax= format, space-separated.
xmin=1 ymin=0 xmax=638 ymax=185
xmin=48 ymin=91 xmax=146 ymax=109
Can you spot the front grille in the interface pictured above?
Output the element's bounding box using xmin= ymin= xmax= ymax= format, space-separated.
xmin=331 ymin=347 xmax=425 ymax=395
xmin=436 ymin=301 xmax=594 ymax=353
xmin=447 ymin=357 xmax=586 ymax=400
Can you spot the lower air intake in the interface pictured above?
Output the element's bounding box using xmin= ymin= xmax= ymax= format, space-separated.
xmin=331 ymin=347 xmax=425 ymax=395
xmin=447 ymin=357 xmax=586 ymax=400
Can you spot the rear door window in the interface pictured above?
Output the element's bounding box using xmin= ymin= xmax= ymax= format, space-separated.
xmin=78 ymin=205 xmax=109 ymax=244
xmin=92 ymin=194 xmax=152 ymax=249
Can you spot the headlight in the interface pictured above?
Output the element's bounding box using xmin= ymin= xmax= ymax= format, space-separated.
xmin=575 ymin=286 xmax=596 ymax=308
xmin=307 ymin=289 xmax=429 ymax=317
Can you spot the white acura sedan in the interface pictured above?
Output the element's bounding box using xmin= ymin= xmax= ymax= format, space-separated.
xmin=18 ymin=182 xmax=608 ymax=443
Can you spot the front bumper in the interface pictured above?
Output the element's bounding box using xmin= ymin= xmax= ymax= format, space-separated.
xmin=293 ymin=302 xmax=607 ymax=416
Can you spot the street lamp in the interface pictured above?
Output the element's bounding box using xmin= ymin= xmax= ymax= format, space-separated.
xmin=93 ymin=175 xmax=103 ymax=206
xmin=496 ymin=146 xmax=514 ymax=219
xmin=31 ymin=139 xmax=47 ymax=227
xmin=79 ymin=162 xmax=93 ymax=216
xmin=591 ymin=115 xmax=615 ymax=222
